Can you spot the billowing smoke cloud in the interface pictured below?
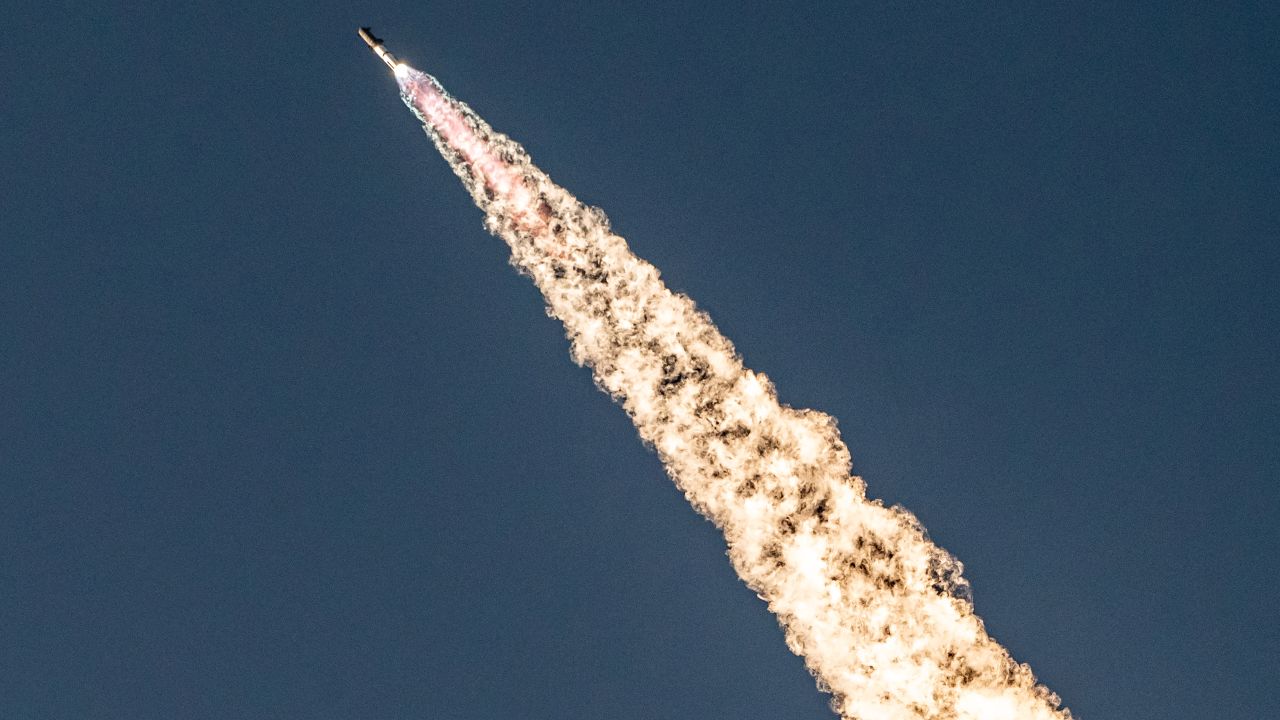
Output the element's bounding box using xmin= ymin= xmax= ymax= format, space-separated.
xmin=392 ymin=62 xmax=1071 ymax=720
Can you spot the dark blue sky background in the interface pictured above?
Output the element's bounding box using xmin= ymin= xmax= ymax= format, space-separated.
xmin=4 ymin=2 xmax=1277 ymax=718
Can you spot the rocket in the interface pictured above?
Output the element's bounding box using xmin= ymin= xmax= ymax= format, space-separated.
xmin=358 ymin=27 xmax=399 ymax=70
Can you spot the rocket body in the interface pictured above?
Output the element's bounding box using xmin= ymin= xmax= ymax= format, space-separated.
xmin=358 ymin=27 xmax=399 ymax=70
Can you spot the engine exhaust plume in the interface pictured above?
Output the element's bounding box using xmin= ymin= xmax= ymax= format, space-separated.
xmin=366 ymin=30 xmax=1073 ymax=720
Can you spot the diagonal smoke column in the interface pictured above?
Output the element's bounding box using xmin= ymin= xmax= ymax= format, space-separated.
xmin=387 ymin=53 xmax=1071 ymax=720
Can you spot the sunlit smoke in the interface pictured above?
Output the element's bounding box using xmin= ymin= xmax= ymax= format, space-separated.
xmin=392 ymin=63 xmax=1071 ymax=720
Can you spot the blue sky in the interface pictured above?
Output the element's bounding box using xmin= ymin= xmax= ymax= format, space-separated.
xmin=3 ymin=2 xmax=1277 ymax=718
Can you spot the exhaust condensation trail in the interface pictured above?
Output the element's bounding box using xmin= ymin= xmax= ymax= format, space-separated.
xmin=382 ymin=42 xmax=1071 ymax=720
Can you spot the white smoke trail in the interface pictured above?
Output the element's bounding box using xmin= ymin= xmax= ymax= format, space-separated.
xmin=392 ymin=62 xmax=1072 ymax=720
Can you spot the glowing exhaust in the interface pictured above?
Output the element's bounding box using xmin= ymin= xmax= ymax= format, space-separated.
xmin=364 ymin=29 xmax=1072 ymax=720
